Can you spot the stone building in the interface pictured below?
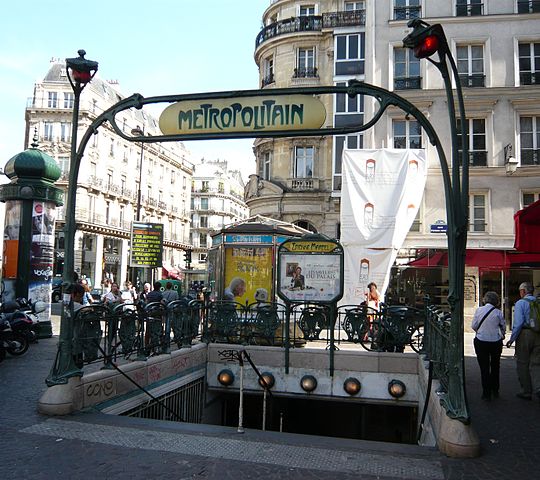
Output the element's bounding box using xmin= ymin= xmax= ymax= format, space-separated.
xmin=190 ymin=159 xmax=248 ymax=269
xmin=248 ymin=0 xmax=540 ymax=317
xmin=24 ymin=59 xmax=193 ymax=289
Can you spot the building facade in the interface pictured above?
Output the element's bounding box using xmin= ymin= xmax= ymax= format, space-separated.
xmin=190 ymin=159 xmax=248 ymax=269
xmin=248 ymin=0 xmax=540 ymax=318
xmin=24 ymin=60 xmax=193 ymax=289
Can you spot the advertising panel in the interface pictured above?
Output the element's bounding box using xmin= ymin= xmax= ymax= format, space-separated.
xmin=130 ymin=222 xmax=164 ymax=267
xmin=2 ymin=200 xmax=22 ymax=302
xmin=224 ymin=246 xmax=273 ymax=305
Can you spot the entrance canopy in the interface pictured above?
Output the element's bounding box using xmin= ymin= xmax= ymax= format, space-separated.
xmin=514 ymin=199 xmax=540 ymax=253
xmin=408 ymin=249 xmax=540 ymax=269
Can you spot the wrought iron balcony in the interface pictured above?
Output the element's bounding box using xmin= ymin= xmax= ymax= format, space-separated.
xmin=393 ymin=6 xmax=421 ymax=21
xmin=261 ymin=73 xmax=275 ymax=88
xmin=287 ymin=177 xmax=320 ymax=191
xmin=521 ymin=149 xmax=540 ymax=165
xmin=255 ymin=10 xmax=365 ymax=49
xmin=293 ymin=67 xmax=318 ymax=79
xmin=520 ymin=71 xmax=540 ymax=85
xmin=518 ymin=0 xmax=540 ymax=13
xmin=394 ymin=76 xmax=422 ymax=90
xmin=459 ymin=74 xmax=485 ymax=88
xmin=456 ymin=2 xmax=484 ymax=17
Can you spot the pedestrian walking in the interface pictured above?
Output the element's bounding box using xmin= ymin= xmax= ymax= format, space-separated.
xmin=506 ymin=282 xmax=540 ymax=401
xmin=471 ymin=291 xmax=506 ymax=400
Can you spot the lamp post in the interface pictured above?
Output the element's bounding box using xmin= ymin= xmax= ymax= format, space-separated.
xmin=130 ymin=126 xmax=145 ymax=289
xmin=47 ymin=50 xmax=97 ymax=386
xmin=403 ymin=20 xmax=470 ymax=421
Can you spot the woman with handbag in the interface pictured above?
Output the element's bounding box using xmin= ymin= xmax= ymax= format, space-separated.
xmin=472 ymin=291 xmax=506 ymax=400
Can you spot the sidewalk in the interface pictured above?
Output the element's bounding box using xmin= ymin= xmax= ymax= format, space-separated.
xmin=0 ymin=332 xmax=538 ymax=479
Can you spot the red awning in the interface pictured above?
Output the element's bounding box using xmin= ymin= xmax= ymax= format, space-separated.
xmin=162 ymin=266 xmax=182 ymax=280
xmin=514 ymin=199 xmax=540 ymax=253
xmin=408 ymin=249 xmax=540 ymax=269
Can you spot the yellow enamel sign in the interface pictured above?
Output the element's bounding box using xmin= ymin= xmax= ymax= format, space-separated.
xmin=159 ymin=95 xmax=326 ymax=135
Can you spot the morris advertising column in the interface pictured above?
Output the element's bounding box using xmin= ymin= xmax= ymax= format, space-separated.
xmin=0 ymin=139 xmax=63 ymax=337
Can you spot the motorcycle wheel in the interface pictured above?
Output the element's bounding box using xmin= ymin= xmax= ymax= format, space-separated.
xmin=6 ymin=334 xmax=29 ymax=356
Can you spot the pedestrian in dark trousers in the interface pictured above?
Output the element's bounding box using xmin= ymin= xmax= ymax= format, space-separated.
xmin=472 ymin=291 xmax=506 ymax=400
xmin=506 ymin=282 xmax=540 ymax=401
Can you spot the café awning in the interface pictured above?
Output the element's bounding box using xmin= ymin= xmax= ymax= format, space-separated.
xmin=514 ymin=199 xmax=540 ymax=253
xmin=408 ymin=249 xmax=540 ymax=269
xmin=162 ymin=264 xmax=182 ymax=280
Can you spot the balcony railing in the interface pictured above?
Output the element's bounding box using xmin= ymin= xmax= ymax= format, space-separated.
xmin=288 ymin=177 xmax=320 ymax=191
xmin=521 ymin=149 xmax=540 ymax=165
xmin=255 ymin=10 xmax=365 ymax=48
xmin=261 ymin=73 xmax=275 ymax=88
xmin=394 ymin=76 xmax=421 ymax=90
xmin=459 ymin=73 xmax=485 ymax=88
xmin=393 ymin=6 xmax=421 ymax=21
xmin=518 ymin=0 xmax=540 ymax=13
xmin=293 ymin=67 xmax=318 ymax=79
xmin=520 ymin=71 xmax=540 ymax=85
xmin=456 ymin=2 xmax=484 ymax=17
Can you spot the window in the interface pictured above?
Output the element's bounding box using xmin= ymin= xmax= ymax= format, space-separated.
xmin=60 ymin=122 xmax=71 ymax=142
xmin=299 ymin=5 xmax=315 ymax=16
xmin=105 ymin=201 xmax=111 ymax=224
xmin=200 ymin=216 xmax=208 ymax=228
xmin=345 ymin=1 xmax=365 ymax=10
xmin=520 ymin=116 xmax=540 ymax=165
xmin=119 ymin=206 xmax=125 ymax=228
xmin=522 ymin=191 xmax=540 ymax=208
xmin=334 ymin=135 xmax=363 ymax=190
xmin=457 ymin=118 xmax=487 ymax=166
xmin=456 ymin=0 xmax=483 ymax=16
xmin=44 ymin=122 xmax=54 ymax=141
xmin=335 ymin=33 xmax=365 ymax=75
xmin=63 ymin=92 xmax=74 ymax=109
xmin=91 ymin=99 xmax=97 ymax=114
xmin=200 ymin=198 xmax=208 ymax=210
xmin=218 ymin=182 xmax=224 ymax=194
xmin=519 ymin=42 xmax=540 ymax=85
xmin=199 ymin=233 xmax=208 ymax=248
xmin=262 ymin=151 xmax=272 ymax=180
xmin=47 ymin=92 xmax=58 ymax=108
xmin=469 ymin=194 xmax=487 ymax=232
xmin=262 ymin=56 xmax=274 ymax=87
xmin=457 ymin=44 xmax=484 ymax=87
xmin=517 ymin=0 xmax=540 ymax=13
xmin=294 ymin=146 xmax=314 ymax=178
xmin=57 ymin=156 xmax=69 ymax=174
xmin=393 ymin=120 xmax=422 ymax=149
xmin=110 ymin=139 xmax=115 ymax=156
xmin=295 ymin=47 xmax=317 ymax=78
xmin=201 ymin=181 xmax=209 ymax=192
xmin=394 ymin=0 xmax=421 ymax=20
xmin=90 ymin=162 xmax=97 ymax=177
xmin=335 ymin=82 xmax=364 ymax=126
xmin=394 ymin=47 xmax=421 ymax=89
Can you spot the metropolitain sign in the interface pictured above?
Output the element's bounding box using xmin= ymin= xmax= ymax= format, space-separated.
xmin=159 ymin=95 xmax=326 ymax=135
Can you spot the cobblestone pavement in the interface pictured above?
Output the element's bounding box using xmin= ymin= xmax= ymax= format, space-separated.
xmin=1 ymin=331 xmax=538 ymax=479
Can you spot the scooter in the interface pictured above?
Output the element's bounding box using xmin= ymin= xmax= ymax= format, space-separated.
xmin=0 ymin=298 xmax=46 ymax=344
xmin=0 ymin=313 xmax=34 ymax=360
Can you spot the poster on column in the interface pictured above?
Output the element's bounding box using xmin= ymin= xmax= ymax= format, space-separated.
xmin=2 ymin=200 xmax=22 ymax=302
xmin=340 ymin=149 xmax=427 ymax=304
xmin=224 ymin=246 xmax=273 ymax=305
xmin=29 ymin=201 xmax=56 ymax=322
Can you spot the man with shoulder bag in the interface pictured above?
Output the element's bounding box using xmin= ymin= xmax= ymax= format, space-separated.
xmin=506 ymin=282 xmax=540 ymax=401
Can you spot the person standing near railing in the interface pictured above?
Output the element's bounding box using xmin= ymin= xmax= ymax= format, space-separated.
xmin=471 ymin=291 xmax=506 ymax=401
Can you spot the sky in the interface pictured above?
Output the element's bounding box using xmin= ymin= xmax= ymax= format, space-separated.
xmin=0 ymin=0 xmax=270 ymax=178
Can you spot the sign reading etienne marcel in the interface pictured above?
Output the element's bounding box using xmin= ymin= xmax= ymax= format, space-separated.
xmin=159 ymin=95 xmax=326 ymax=135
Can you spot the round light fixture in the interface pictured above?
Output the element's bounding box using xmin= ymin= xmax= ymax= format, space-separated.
xmin=300 ymin=374 xmax=317 ymax=393
xmin=258 ymin=372 xmax=275 ymax=389
xmin=343 ymin=377 xmax=361 ymax=396
xmin=217 ymin=369 xmax=234 ymax=386
xmin=388 ymin=379 xmax=406 ymax=399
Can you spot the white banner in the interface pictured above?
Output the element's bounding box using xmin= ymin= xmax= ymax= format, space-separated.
xmin=340 ymin=149 xmax=427 ymax=305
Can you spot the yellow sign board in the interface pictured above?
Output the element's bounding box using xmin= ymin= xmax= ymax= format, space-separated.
xmin=281 ymin=241 xmax=338 ymax=253
xmin=159 ymin=95 xmax=326 ymax=135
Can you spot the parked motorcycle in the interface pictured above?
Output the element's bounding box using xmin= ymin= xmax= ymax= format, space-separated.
xmin=1 ymin=298 xmax=46 ymax=344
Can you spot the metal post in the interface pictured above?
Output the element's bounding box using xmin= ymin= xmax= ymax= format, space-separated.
xmin=237 ymin=351 xmax=245 ymax=434
xmin=47 ymin=50 xmax=97 ymax=386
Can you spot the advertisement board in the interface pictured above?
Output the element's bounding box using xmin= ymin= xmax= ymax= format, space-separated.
xmin=277 ymin=237 xmax=344 ymax=304
xmin=224 ymin=246 xmax=273 ymax=305
xmin=130 ymin=222 xmax=164 ymax=268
